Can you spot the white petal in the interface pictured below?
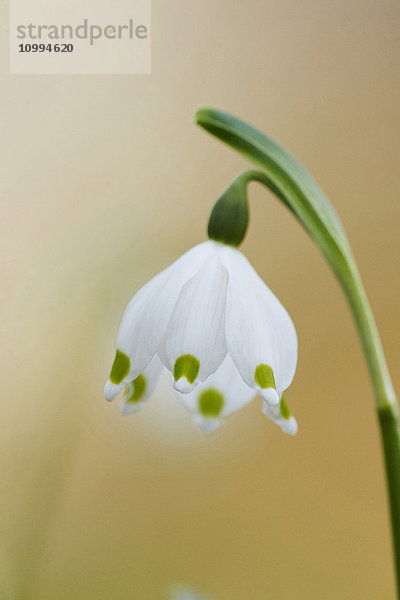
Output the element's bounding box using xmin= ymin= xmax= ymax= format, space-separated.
xmin=178 ymin=355 xmax=255 ymax=432
xmin=104 ymin=380 xmax=126 ymax=402
xmin=262 ymin=397 xmax=298 ymax=435
xmin=220 ymin=246 xmax=297 ymax=404
xmin=193 ymin=414 xmax=222 ymax=434
xmin=120 ymin=355 xmax=164 ymax=414
xmin=105 ymin=241 xmax=216 ymax=396
xmin=158 ymin=253 xmax=228 ymax=392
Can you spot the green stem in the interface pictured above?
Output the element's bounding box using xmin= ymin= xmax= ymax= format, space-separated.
xmin=241 ymin=169 xmax=400 ymax=597
xmin=339 ymin=259 xmax=396 ymax=411
xmin=379 ymin=405 xmax=400 ymax=596
xmin=340 ymin=258 xmax=400 ymax=598
xmin=196 ymin=108 xmax=400 ymax=594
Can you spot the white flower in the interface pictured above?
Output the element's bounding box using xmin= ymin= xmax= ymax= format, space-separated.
xmin=104 ymin=241 xmax=298 ymax=434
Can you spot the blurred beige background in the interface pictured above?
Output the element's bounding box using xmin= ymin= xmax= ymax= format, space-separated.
xmin=1 ymin=0 xmax=400 ymax=598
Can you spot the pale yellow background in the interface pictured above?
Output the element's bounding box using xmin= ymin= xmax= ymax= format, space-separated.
xmin=1 ymin=0 xmax=400 ymax=598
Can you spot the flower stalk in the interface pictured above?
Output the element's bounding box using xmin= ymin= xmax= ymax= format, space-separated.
xmin=197 ymin=107 xmax=400 ymax=596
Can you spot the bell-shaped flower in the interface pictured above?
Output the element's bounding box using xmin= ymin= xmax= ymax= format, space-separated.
xmin=104 ymin=240 xmax=298 ymax=434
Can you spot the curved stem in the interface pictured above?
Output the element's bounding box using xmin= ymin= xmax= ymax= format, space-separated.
xmin=242 ymin=169 xmax=400 ymax=596
xmin=339 ymin=259 xmax=396 ymax=410
xmin=197 ymin=107 xmax=400 ymax=594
